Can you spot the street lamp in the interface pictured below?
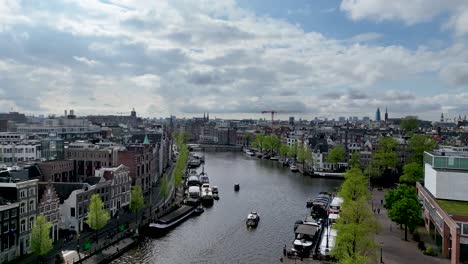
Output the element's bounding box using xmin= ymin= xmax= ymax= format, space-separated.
xmin=380 ymin=242 xmax=384 ymax=263
xmin=77 ymin=233 xmax=81 ymax=262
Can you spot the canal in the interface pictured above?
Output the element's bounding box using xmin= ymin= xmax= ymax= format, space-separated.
xmin=116 ymin=151 xmax=342 ymax=264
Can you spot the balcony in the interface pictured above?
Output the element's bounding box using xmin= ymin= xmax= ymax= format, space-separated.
xmin=424 ymin=152 xmax=468 ymax=171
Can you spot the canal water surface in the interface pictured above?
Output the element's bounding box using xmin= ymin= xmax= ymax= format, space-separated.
xmin=116 ymin=152 xmax=342 ymax=264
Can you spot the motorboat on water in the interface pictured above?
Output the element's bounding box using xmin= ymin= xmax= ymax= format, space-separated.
xmin=188 ymin=158 xmax=201 ymax=168
xmin=270 ymin=156 xmax=280 ymax=161
xmin=193 ymin=206 xmax=205 ymax=216
xmin=234 ymin=184 xmax=240 ymax=191
xmin=310 ymin=193 xmax=332 ymax=220
xmin=212 ymin=186 xmax=219 ymax=199
xmin=246 ymin=212 xmax=260 ymax=228
xmin=188 ymin=186 xmax=201 ymax=199
xmin=200 ymin=175 xmax=209 ymax=185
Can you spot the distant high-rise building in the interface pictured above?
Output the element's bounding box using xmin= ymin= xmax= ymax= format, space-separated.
xmin=441 ymin=113 xmax=444 ymax=122
xmin=363 ymin=116 xmax=370 ymax=122
xmin=339 ymin=117 xmax=346 ymax=122
xmin=376 ymin=108 xmax=381 ymax=121
xmin=353 ymin=116 xmax=359 ymax=122
xmin=384 ymin=107 xmax=388 ymax=123
xmin=289 ymin=116 xmax=295 ymax=126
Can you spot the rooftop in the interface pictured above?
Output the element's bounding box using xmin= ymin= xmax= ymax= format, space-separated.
xmin=424 ymin=151 xmax=468 ymax=170
xmin=437 ymin=199 xmax=468 ymax=216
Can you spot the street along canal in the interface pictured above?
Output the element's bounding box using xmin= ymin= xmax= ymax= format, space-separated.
xmin=115 ymin=151 xmax=342 ymax=264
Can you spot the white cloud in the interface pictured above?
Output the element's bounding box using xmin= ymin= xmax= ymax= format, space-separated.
xmin=73 ymin=56 xmax=99 ymax=66
xmin=0 ymin=0 xmax=467 ymax=120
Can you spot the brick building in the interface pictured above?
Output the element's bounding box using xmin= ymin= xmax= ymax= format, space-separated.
xmin=38 ymin=160 xmax=75 ymax=182
xmin=118 ymin=144 xmax=154 ymax=194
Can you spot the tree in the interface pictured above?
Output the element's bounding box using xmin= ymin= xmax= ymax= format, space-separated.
xmin=160 ymin=173 xmax=170 ymax=199
xmin=333 ymin=199 xmax=380 ymax=262
xmin=280 ymin=144 xmax=289 ymax=157
xmin=297 ymin=144 xmax=306 ymax=163
xmin=31 ymin=214 xmax=53 ymax=258
xmin=385 ymin=184 xmax=421 ymax=241
xmin=85 ymin=194 xmax=110 ymax=242
xmin=304 ymin=147 xmax=313 ymax=167
xmin=130 ymin=185 xmax=145 ymax=225
xmin=399 ymin=162 xmax=423 ymax=185
xmin=400 ymin=116 xmax=420 ymax=134
xmin=328 ymin=145 xmax=345 ymax=170
xmin=263 ymin=135 xmax=273 ymax=153
xmin=369 ymin=137 xmax=398 ymax=178
xmin=252 ymin=133 xmax=265 ymax=151
xmin=287 ymin=142 xmax=298 ymax=159
xmin=339 ymin=168 xmax=370 ymax=202
xmin=408 ymin=134 xmax=437 ymax=165
xmin=173 ymin=143 xmax=188 ymax=188
xmin=270 ymin=134 xmax=281 ymax=154
xmin=349 ymin=152 xmax=361 ymax=169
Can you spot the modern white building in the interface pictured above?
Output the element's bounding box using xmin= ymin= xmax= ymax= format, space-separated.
xmin=0 ymin=141 xmax=41 ymax=165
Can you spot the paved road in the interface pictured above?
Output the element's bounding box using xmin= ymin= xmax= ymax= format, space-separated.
xmin=372 ymin=189 xmax=450 ymax=264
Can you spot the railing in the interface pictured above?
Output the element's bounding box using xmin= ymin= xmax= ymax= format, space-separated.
xmin=424 ymin=152 xmax=468 ymax=170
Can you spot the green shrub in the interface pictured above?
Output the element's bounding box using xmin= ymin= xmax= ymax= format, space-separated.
xmin=417 ymin=241 xmax=425 ymax=251
xmin=424 ymin=246 xmax=436 ymax=256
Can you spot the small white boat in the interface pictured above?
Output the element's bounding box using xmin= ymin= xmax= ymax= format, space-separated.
xmin=290 ymin=165 xmax=299 ymax=172
xmin=246 ymin=212 xmax=260 ymax=227
xmin=200 ymin=184 xmax=213 ymax=203
xmin=270 ymin=156 xmax=280 ymax=161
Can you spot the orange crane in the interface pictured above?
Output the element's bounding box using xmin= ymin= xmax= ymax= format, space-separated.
xmin=261 ymin=110 xmax=277 ymax=130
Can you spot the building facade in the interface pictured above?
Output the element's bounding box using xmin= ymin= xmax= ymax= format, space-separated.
xmin=95 ymin=165 xmax=131 ymax=217
xmin=37 ymin=184 xmax=60 ymax=241
xmin=0 ymin=199 xmax=19 ymax=263
xmin=0 ymin=141 xmax=41 ymax=164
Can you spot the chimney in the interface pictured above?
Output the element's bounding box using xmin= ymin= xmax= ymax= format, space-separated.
xmin=64 ymin=110 xmax=68 ymax=116
xmin=70 ymin=109 xmax=74 ymax=116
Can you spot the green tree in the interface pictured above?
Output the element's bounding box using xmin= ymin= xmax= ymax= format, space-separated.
xmin=280 ymin=144 xmax=289 ymax=157
xmin=385 ymin=184 xmax=421 ymax=241
xmin=31 ymin=214 xmax=53 ymax=258
xmin=304 ymin=147 xmax=313 ymax=166
xmin=160 ymin=173 xmax=170 ymax=199
xmin=85 ymin=194 xmax=110 ymax=241
xmin=408 ymin=134 xmax=437 ymax=165
xmin=173 ymin=143 xmax=188 ymax=188
xmin=349 ymin=152 xmax=361 ymax=169
xmin=287 ymin=142 xmax=298 ymax=159
xmin=370 ymin=137 xmax=398 ymax=178
xmin=328 ymin=145 xmax=345 ymax=170
xmin=339 ymin=168 xmax=371 ymax=202
xmin=270 ymin=134 xmax=281 ymax=154
xmin=333 ymin=199 xmax=380 ymax=262
xmin=399 ymin=162 xmax=423 ymax=185
xmin=252 ymin=133 xmax=265 ymax=151
xmin=400 ymin=116 xmax=420 ymax=134
xmin=130 ymin=185 xmax=145 ymax=225
xmin=263 ymin=135 xmax=273 ymax=153
xmin=297 ymin=144 xmax=306 ymax=163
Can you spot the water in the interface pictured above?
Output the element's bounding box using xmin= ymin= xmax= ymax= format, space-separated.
xmin=116 ymin=152 xmax=342 ymax=264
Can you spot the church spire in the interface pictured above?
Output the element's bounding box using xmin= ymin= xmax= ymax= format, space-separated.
xmin=143 ymin=134 xmax=150 ymax=145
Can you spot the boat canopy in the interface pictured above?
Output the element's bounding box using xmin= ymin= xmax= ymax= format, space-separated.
xmin=188 ymin=176 xmax=199 ymax=181
xmin=295 ymin=224 xmax=319 ymax=236
xmin=188 ymin=186 xmax=200 ymax=193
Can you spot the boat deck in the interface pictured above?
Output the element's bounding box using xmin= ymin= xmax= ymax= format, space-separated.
xmin=159 ymin=205 xmax=193 ymax=223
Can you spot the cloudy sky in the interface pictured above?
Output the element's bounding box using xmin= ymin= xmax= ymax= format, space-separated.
xmin=1 ymin=0 xmax=468 ymax=120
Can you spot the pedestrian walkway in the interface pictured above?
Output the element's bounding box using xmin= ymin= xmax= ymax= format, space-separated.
xmin=371 ymin=189 xmax=450 ymax=264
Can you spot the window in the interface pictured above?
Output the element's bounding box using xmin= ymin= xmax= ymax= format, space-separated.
xmin=29 ymin=217 xmax=34 ymax=230
xmin=29 ymin=188 xmax=35 ymax=196
xmin=463 ymin=223 xmax=468 ymax=235
xmin=11 ymin=209 xmax=16 ymax=218
xmin=3 ymin=222 xmax=8 ymax=233
xmin=70 ymin=208 xmax=75 ymax=217
xmin=20 ymin=220 xmax=26 ymax=233
xmin=20 ymin=190 xmax=26 ymax=198
xmin=10 ymin=221 xmax=16 ymax=231
xmin=29 ymin=200 xmax=35 ymax=211
xmin=3 ymin=211 xmax=8 ymax=220
xmin=20 ymin=203 xmax=26 ymax=214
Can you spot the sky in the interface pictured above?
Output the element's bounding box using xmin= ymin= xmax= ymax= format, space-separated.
xmin=1 ymin=0 xmax=468 ymax=121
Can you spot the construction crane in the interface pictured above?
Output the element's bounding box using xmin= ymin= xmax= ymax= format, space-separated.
xmin=261 ymin=110 xmax=277 ymax=130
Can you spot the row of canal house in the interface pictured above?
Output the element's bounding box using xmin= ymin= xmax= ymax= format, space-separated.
xmin=0 ymin=132 xmax=172 ymax=262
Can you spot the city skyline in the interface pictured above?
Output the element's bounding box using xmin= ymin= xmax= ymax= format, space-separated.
xmin=1 ymin=1 xmax=468 ymax=120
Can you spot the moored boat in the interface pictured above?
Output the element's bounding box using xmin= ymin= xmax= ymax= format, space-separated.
xmin=270 ymin=156 xmax=280 ymax=161
xmin=212 ymin=186 xmax=219 ymax=199
xmin=234 ymin=184 xmax=240 ymax=191
xmin=200 ymin=183 xmax=214 ymax=205
xmin=148 ymin=205 xmax=196 ymax=232
xmin=289 ymin=224 xmax=320 ymax=258
xmin=290 ymin=164 xmax=299 ymax=172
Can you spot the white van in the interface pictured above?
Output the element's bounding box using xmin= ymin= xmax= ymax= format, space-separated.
xmin=329 ymin=196 xmax=343 ymax=215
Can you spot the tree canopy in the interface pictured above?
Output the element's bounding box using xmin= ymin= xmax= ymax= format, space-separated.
xmin=160 ymin=173 xmax=170 ymax=199
xmin=328 ymin=145 xmax=345 ymax=164
xmin=385 ymin=184 xmax=421 ymax=241
xmin=349 ymin=152 xmax=361 ymax=169
xmin=279 ymin=144 xmax=289 ymax=157
xmin=339 ymin=168 xmax=370 ymax=202
xmin=130 ymin=185 xmax=145 ymax=217
xmin=367 ymin=137 xmax=398 ymax=178
xmin=31 ymin=214 xmax=53 ymax=257
xmin=399 ymin=162 xmax=423 ymax=185
xmin=287 ymin=142 xmax=298 ymax=158
xmin=400 ymin=116 xmax=420 ymax=133
xmin=85 ymin=194 xmax=110 ymax=233
xmin=408 ymin=134 xmax=437 ymax=165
